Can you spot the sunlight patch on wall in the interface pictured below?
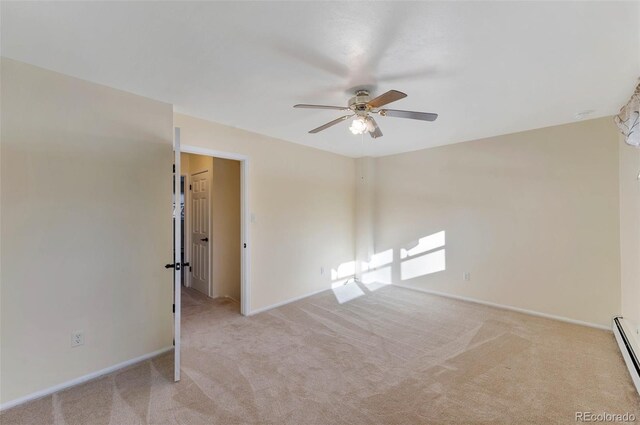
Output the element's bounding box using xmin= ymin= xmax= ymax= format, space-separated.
xmin=363 ymin=249 xmax=394 ymax=271
xmin=332 ymin=281 xmax=365 ymax=304
xmin=361 ymin=266 xmax=392 ymax=291
xmin=401 ymin=231 xmax=445 ymax=259
xmin=359 ymin=248 xmax=393 ymax=291
xmin=331 ymin=260 xmax=356 ymax=281
xmin=401 ymin=248 xmax=446 ymax=280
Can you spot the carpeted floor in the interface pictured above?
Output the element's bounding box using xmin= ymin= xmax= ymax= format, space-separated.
xmin=2 ymin=283 xmax=639 ymax=424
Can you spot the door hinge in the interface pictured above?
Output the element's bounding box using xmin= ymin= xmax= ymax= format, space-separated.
xmin=173 ymin=304 xmax=175 ymax=313
xmin=190 ymin=266 xmax=192 ymax=272
xmin=173 ymin=164 xmax=175 ymax=173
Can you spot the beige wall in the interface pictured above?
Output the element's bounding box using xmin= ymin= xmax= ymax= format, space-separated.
xmin=355 ymin=158 xmax=375 ymax=278
xmin=183 ymin=152 xmax=211 ymax=177
xmin=175 ymin=114 xmax=356 ymax=312
xmin=0 ymin=58 xmax=628 ymax=406
xmin=0 ymin=59 xmax=174 ymax=404
xmin=372 ymin=117 xmax=621 ymax=327
xmin=619 ymin=135 xmax=640 ymax=347
xmin=210 ymin=157 xmax=241 ymax=300
xmin=182 ymin=153 xmax=241 ymax=300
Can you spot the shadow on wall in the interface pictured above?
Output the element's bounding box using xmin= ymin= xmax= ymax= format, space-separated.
xmin=329 ymin=231 xmax=447 ymax=304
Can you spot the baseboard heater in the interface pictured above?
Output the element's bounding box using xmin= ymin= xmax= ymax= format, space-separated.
xmin=613 ymin=317 xmax=640 ymax=396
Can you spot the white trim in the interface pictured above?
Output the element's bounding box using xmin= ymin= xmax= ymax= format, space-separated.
xmin=173 ymin=128 xmax=182 ymax=382
xmin=180 ymin=145 xmax=248 ymax=162
xmin=204 ymin=167 xmax=212 ymax=297
xmin=613 ymin=317 xmax=640 ymax=396
xmin=392 ymin=284 xmax=610 ymax=331
xmin=225 ymin=295 xmax=240 ymax=304
xmin=181 ymin=144 xmax=251 ymax=316
xmin=249 ymin=287 xmax=330 ymax=316
xmin=240 ymin=159 xmax=250 ymax=316
xmin=0 ymin=346 xmax=173 ymax=412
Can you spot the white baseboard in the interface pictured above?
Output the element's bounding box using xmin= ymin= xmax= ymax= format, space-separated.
xmin=0 ymin=346 xmax=173 ymax=412
xmin=225 ymin=295 xmax=240 ymax=304
xmin=249 ymin=287 xmax=330 ymax=316
xmin=392 ymin=283 xmax=610 ymax=331
xmin=613 ymin=317 xmax=640 ymax=396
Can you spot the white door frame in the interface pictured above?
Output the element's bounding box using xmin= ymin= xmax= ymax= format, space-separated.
xmin=180 ymin=144 xmax=251 ymax=316
xmin=173 ymin=128 xmax=182 ymax=382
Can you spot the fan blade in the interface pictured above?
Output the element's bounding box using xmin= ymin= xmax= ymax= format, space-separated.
xmin=309 ymin=115 xmax=353 ymax=134
xmin=368 ymin=117 xmax=383 ymax=139
xmin=379 ymin=109 xmax=438 ymax=121
xmin=294 ymin=104 xmax=349 ymax=111
xmin=367 ymin=90 xmax=407 ymax=108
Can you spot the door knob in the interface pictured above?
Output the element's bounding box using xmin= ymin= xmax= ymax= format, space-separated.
xmin=200 ymin=237 xmax=208 ymax=242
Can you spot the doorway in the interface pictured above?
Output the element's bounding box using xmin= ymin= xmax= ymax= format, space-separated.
xmin=172 ymin=139 xmax=251 ymax=382
xmin=181 ymin=151 xmax=243 ymax=303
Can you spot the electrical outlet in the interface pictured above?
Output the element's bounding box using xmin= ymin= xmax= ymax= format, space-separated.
xmin=71 ymin=331 xmax=84 ymax=347
xmin=463 ymin=272 xmax=471 ymax=281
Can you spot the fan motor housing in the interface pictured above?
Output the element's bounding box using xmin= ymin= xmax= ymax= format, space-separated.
xmin=349 ymin=90 xmax=371 ymax=112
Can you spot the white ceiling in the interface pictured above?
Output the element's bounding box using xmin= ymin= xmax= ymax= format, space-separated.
xmin=2 ymin=1 xmax=639 ymax=157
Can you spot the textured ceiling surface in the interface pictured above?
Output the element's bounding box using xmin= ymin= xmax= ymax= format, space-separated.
xmin=2 ymin=1 xmax=639 ymax=157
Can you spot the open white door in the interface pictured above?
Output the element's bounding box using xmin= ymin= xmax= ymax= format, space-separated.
xmin=173 ymin=127 xmax=181 ymax=382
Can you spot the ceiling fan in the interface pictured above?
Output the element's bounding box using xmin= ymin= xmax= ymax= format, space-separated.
xmin=294 ymin=89 xmax=437 ymax=138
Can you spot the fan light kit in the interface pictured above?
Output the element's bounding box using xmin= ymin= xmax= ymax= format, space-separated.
xmin=349 ymin=116 xmax=372 ymax=135
xmin=294 ymin=89 xmax=438 ymax=139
